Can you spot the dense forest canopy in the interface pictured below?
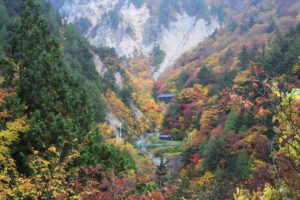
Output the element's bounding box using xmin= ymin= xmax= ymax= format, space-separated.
xmin=0 ymin=0 xmax=299 ymax=199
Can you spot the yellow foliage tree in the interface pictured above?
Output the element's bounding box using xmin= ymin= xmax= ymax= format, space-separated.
xmin=234 ymin=183 xmax=293 ymax=200
xmin=0 ymin=117 xmax=80 ymax=199
xmin=190 ymin=171 xmax=214 ymax=192
xmin=0 ymin=89 xmax=82 ymax=199
xmin=274 ymin=88 xmax=300 ymax=166
xmin=97 ymin=123 xmax=115 ymax=140
xmin=193 ymin=84 xmax=209 ymax=96
xmin=104 ymin=89 xmax=136 ymax=133
xmin=233 ymin=69 xmax=252 ymax=94
xmin=179 ymin=88 xmax=197 ymax=103
xmin=0 ymin=117 xmax=29 ymax=199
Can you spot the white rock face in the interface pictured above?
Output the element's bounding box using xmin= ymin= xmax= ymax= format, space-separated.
xmin=88 ymin=3 xmax=151 ymax=57
xmin=153 ymin=14 xmax=219 ymax=80
xmin=60 ymin=0 xmax=119 ymax=24
xmin=114 ymin=72 xmax=123 ymax=89
xmin=93 ymin=53 xmax=107 ymax=77
xmin=53 ymin=0 xmax=220 ymax=80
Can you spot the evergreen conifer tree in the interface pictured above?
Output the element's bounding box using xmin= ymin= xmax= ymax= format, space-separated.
xmin=235 ymin=149 xmax=251 ymax=180
xmin=1 ymin=0 xmax=135 ymax=174
xmin=3 ymin=0 xmax=94 ymax=172
xmin=156 ymin=155 xmax=169 ymax=187
xmin=238 ymin=45 xmax=249 ymax=70
xmin=197 ymin=65 xmax=212 ymax=85
xmin=223 ymin=108 xmax=238 ymax=134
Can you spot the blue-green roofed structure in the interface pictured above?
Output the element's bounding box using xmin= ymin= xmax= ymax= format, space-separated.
xmin=158 ymin=94 xmax=177 ymax=104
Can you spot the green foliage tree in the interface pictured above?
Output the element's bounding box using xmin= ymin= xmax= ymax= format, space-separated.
xmin=63 ymin=24 xmax=99 ymax=82
xmin=76 ymin=17 xmax=91 ymax=34
xmin=170 ymin=127 xmax=183 ymax=140
xmin=240 ymin=22 xmax=249 ymax=34
xmin=80 ymin=131 xmax=136 ymax=171
xmin=267 ymin=18 xmax=276 ymax=33
xmin=197 ymin=65 xmax=212 ymax=85
xmin=165 ymin=99 xmax=180 ymax=119
xmin=221 ymin=48 xmax=234 ymax=64
xmin=282 ymin=38 xmax=300 ymax=75
xmin=107 ymin=9 xmax=120 ymax=29
xmin=1 ymin=0 xmax=136 ymax=175
xmin=235 ymin=149 xmax=251 ymax=180
xmin=211 ymin=3 xmax=225 ymax=23
xmin=175 ymin=70 xmax=189 ymax=90
xmin=248 ymin=15 xmax=256 ymax=29
xmin=152 ymin=83 xmax=159 ymax=101
xmin=118 ymin=86 xmax=132 ymax=106
xmin=104 ymin=69 xmax=117 ymax=91
xmin=260 ymin=31 xmax=300 ymax=78
xmin=0 ymin=25 xmax=8 ymax=53
xmin=40 ymin=1 xmax=61 ymax=37
xmin=84 ymin=81 xmax=106 ymax=122
xmin=223 ymin=108 xmax=238 ymax=134
xmin=238 ymin=45 xmax=250 ymax=70
xmin=63 ymin=23 xmax=106 ymax=122
xmin=0 ymin=0 xmax=9 ymax=28
xmin=94 ymin=46 xmax=117 ymax=60
xmin=220 ymin=69 xmax=237 ymax=88
xmin=2 ymin=0 xmax=21 ymax=16
xmin=208 ymin=69 xmax=238 ymax=96
xmin=158 ymin=0 xmax=180 ymax=27
xmin=183 ymin=0 xmax=210 ymax=21
xmin=0 ymin=0 xmax=10 ymax=52
xmin=235 ymin=109 xmax=255 ymax=134
xmin=156 ymin=155 xmax=169 ymax=187
xmin=3 ymin=0 xmax=94 ymax=173
xmin=227 ymin=19 xmax=238 ymax=32
xmin=263 ymin=44 xmax=284 ymax=76
xmin=153 ymin=45 xmax=166 ymax=65
xmin=201 ymin=137 xmax=225 ymax=172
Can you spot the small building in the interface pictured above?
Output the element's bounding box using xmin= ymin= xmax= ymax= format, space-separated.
xmin=159 ymin=135 xmax=173 ymax=140
xmin=158 ymin=94 xmax=177 ymax=104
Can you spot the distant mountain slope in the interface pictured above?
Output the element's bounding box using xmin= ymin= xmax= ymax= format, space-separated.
xmin=158 ymin=0 xmax=300 ymax=87
xmin=154 ymin=0 xmax=300 ymax=198
xmin=47 ymin=0 xmax=222 ymax=80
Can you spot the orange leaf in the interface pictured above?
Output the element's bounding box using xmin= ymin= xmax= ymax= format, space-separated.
xmin=258 ymin=107 xmax=265 ymax=117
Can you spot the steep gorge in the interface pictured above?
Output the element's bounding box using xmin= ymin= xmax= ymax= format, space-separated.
xmin=47 ymin=0 xmax=220 ymax=80
xmin=1 ymin=0 xmax=299 ymax=198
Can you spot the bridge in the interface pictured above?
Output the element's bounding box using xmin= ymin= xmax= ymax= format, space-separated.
xmin=136 ymin=141 xmax=184 ymax=148
xmin=157 ymin=94 xmax=177 ymax=104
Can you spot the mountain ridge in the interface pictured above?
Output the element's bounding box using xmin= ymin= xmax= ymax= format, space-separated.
xmin=47 ymin=0 xmax=220 ymax=80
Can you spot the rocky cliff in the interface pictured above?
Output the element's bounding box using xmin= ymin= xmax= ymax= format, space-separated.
xmin=47 ymin=0 xmax=220 ymax=80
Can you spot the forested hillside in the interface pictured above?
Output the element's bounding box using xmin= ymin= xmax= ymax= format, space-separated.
xmin=0 ymin=0 xmax=299 ymax=199
xmin=156 ymin=0 xmax=300 ymax=199
xmin=0 ymin=0 xmax=164 ymax=199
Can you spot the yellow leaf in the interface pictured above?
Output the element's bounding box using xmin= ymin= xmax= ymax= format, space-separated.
xmin=48 ymin=146 xmax=56 ymax=153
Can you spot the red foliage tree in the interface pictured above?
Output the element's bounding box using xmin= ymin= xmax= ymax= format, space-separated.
xmin=211 ymin=124 xmax=223 ymax=138
xmin=189 ymin=153 xmax=200 ymax=164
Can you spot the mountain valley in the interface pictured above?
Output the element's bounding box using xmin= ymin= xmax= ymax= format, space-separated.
xmin=0 ymin=0 xmax=299 ymax=199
